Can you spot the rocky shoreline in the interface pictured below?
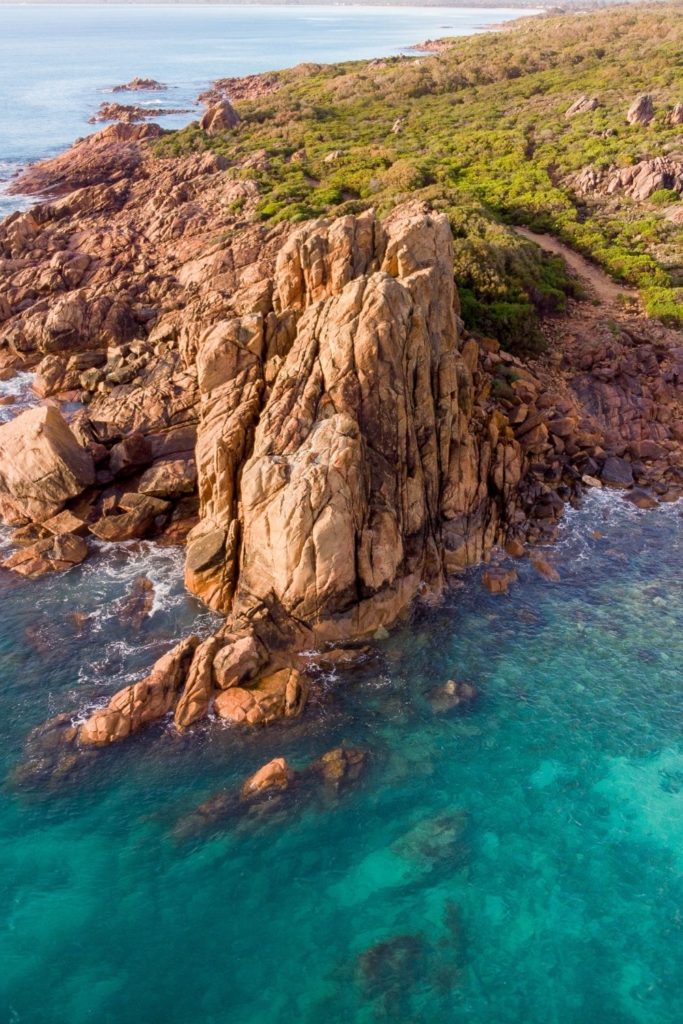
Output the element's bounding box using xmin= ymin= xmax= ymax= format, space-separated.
xmin=1 ymin=71 xmax=681 ymax=779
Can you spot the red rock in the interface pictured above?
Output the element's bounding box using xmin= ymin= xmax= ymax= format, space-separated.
xmin=530 ymin=556 xmax=561 ymax=582
xmin=482 ymin=568 xmax=518 ymax=595
xmin=240 ymin=757 xmax=292 ymax=799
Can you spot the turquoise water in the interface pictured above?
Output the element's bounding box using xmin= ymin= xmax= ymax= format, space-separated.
xmin=1 ymin=490 xmax=681 ymax=1023
xmin=0 ymin=3 xmax=536 ymax=215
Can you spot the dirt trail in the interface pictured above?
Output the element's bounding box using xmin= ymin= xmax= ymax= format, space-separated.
xmin=513 ymin=226 xmax=638 ymax=308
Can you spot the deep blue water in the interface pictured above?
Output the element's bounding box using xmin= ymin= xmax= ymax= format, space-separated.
xmin=0 ymin=3 xmax=536 ymax=215
xmin=0 ymin=486 xmax=682 ymax=1023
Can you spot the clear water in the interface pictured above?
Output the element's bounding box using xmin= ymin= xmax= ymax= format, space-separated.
xmin=0 ymin=3 xmax=535 ymax=215
xmin=1 ymin=489 xmax=681 ymax=1023
xmin=1 ymin=6 xmax=681 ymax=1021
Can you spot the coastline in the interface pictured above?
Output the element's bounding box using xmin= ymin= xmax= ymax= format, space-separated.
xmin=0 ymin=5 xmax=682 ymax=1020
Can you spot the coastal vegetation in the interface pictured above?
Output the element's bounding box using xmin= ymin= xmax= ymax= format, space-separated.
xmin=156 ymin=4 xmax=683 ymax=346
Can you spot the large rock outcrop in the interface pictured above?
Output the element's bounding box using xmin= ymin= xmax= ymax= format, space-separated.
xmin=184 ymin=205 xmax=525 ymax=641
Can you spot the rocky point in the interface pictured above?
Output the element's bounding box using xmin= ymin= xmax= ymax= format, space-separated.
xmin=0 ymin=115 xmax=680 ymax=765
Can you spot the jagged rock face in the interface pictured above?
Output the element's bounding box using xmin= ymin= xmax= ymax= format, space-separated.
xmin=0 ymin=406 xmax=94 ymax=524
xmin=572 ymin=157 xmax=683 ymax=202
xmin=184 ymin=204 xmax=524 ymax=640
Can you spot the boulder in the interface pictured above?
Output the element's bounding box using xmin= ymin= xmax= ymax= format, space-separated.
xmin=138 ymin=458 xmax=197 ymax=498
xmin=0 ymin=406 xmax=94 ymax=524
xmin=89 ymin=493 xmax=170 ymax=541
xmin=213 ymin=632 xmax=267 ymax=689
xmin=482 ymin=567 xmax=518 ymax=595
xmin=213 ymin=667 xmax=308 ymax=726
xmin=504 ymin=538 xmax=525 ymax=558
xmin=79 ymin=636 xmax=198 ymax=745
xmin=200 ymin=100 xmax=240 ymax=135
xmin=43 ymin=509 xmax=88 ymax=536
xmin=667 ymin=102 xmax=683 ymax=126
xmin=240 ymin=757 xmax=292 ymax=799
xmin=626 ymin=94 xmax=654 ymax=125
xmin=601 ymin=456 xmax=634 ymax=488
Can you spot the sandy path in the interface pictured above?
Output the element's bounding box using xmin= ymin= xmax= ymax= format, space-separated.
xmin=513 ymin=226 xmax=638 ymax=307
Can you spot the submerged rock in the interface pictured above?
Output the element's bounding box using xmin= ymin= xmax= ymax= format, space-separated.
xmin=175 ymin=744 xmax=367 ymax=838
xmin=240 ymin=757 xmax=292 ymax=799
xmin=624 ymin=488 xmax=658 ymax=510
xmin=1 ymin=532 xmax=88 ymax=577
xmin=428 ymin=679 xmax=478 ymax=714
xmin=309 ymin=746 xmax=368 ymax=793
xmin=529 ymin=555 xmax=561 ymax=582
xmin=482 ymin=567 xmax=518 ymax=595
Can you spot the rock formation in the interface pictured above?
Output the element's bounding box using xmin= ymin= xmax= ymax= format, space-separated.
xmin=112 ymin=78 xmax=167 ymax=93
xmin=573 ymin=157 xmax=683 ymax=202
xmin=89 ymin=102 xmax=191 ymax=124
xmin=667 ymin=102 xmax=683 ymax=125
xmin=1 ymin=121 xmax=681 ymax=762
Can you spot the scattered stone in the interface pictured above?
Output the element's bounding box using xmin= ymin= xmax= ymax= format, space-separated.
xmin=565 ymin=95 xmax=599 ymax=118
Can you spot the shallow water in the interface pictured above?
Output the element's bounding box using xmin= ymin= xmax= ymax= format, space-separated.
xmin=0 ymin=3 xmax=536 ymax=215
xmin=1 ymin=490 xmax=681 ymax=1023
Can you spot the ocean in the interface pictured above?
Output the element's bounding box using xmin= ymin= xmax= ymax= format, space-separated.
xmin=1 ymin=6 xmax=682 ymax=1024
